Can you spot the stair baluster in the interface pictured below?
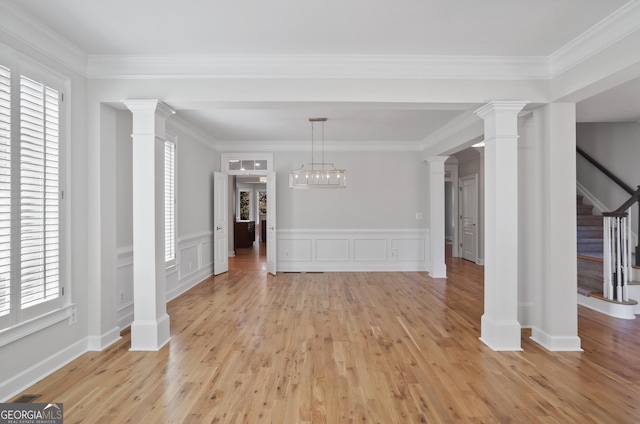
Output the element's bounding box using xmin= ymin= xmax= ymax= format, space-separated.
xmin=603 ymin=212 xmax=631 ymax=302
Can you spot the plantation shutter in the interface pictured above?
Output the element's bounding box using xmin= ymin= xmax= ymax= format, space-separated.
xmin=164 ymin=139 xmax=175 ymax=262
xmin=19 ymin=75 xmax=60 ymax=309
xmin=0 ymin=66 xmax=10 ymax=317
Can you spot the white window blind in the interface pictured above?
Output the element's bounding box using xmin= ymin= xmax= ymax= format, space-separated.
xmin=164 ymin=139 xmax=175 ymax=263
xmin=0 ymin=65 xmax=11 ymax=318
xmin=20 ymin=75 xmax=60 ymax=310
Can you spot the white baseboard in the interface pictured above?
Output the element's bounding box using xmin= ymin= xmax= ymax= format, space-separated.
xmin=530 ymin=327 xmax=583 ymax=351
xmin=117 ymin=302 xmax=134 ymax=330
xmin=0 ymin=337 xmax=88 ymax=402
xmin=87 ymin=326 xmax=121 ymax=352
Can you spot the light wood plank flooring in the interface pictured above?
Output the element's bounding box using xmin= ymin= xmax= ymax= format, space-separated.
xmin=11 ymin=255 xmax=640 ymax=423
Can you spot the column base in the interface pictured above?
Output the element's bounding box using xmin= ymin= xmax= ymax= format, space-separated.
xmin=130 ymin=313 xmax=171 ymax=351
xmin=479 ymin=315 xmax=522 ymax=351
xmin=430 ymin=262 xmax=447 ymax=279
xmin=530 ymin=327 xmax=582 ymax=352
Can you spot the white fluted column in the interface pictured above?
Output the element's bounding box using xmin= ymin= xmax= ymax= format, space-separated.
xmin=426 ymin=156 xmax=449 ymax=278
xmin=124 ymin=99 xmax=175 ymax=351
xmin=475 ymin=101 xmax=527 ymax=351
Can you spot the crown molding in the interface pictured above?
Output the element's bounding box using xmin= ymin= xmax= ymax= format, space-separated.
xmin=549 ymin=0 xmax=640 ymax=78
xmin=0 ymin=2 xmax=87 ymax=76
xmin=421 ymin=110 xmax=482 ymax=150
xmin=166 ymin=116 xmax=218 ymax=150
xmin=87 ymin=54 xmax=549 ymax=80
xmin=214 ymin=140 xmax=422 ymax=153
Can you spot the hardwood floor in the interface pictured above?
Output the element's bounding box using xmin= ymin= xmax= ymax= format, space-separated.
xmin=11 ymin=254 xmax=640 ymax=423
xmin=229 ymin=240 xmax=267 ymax=272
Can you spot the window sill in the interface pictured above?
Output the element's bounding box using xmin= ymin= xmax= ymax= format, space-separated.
xmin=0 ymin=304 xmax=76 ymax=348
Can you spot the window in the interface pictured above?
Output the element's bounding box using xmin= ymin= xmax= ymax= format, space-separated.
xmin=0 ymin=65 xmax=11 ymax=320
xmin=164 ymin=138 xmax=175 ymax=265
xmin=0 ymin=60 xmax=65 ymax=332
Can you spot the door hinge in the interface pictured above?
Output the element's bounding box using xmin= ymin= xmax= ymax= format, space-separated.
xmin=60 ymin=190 xmax=64 ymax=200
xmin=61 ymin=287 xmax=64 ymax=296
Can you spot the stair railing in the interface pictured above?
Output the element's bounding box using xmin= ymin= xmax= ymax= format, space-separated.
xmin=602 ymin=187 xmax=640 ymax=301
xmin=577 ymin=147 xmax=639 ymax=266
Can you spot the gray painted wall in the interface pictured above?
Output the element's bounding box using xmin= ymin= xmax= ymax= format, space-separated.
xmin=576 ymin=122 xmax=640 ymax=239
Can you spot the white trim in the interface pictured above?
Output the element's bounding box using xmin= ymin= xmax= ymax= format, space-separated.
xmin=0 ymin=2 xmax=87 ymax=76
xmin=530 ymin=327 xmax=583 ymax=351
xmin=0 ymin=304 xmax=75 ymax=348
xmin=87 ymin=326 xmax=121 ymax=352
xmin=577 ymin=293 xmax=637 ymax=320
xmin=459 ymin=174 xmax=479 ymax=264
xmin=276 ymin=229 xmax=429 ymax=272
xmin=215 ymin=140 xmax=422 ymax=153
xmin=0 ymin=336 xmax=89 ymax=402
xmin=167 ymin=117 xmax=218 ymax=150
xmin=87 ymin=54 xmax=550 ymax=80
xmin=549 ymin=1 xmax=640 ymax=78
xmin=221 ymin=152 xmax=273 ymax=173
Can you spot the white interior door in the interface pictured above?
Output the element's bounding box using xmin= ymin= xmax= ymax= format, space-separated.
xmin=213 ymin=172 xmax=229 ymax=275
xmin=460 ymin=175 xmax=478 ymax=263
xmin=266 ymin=171 xmax=277 ymax=275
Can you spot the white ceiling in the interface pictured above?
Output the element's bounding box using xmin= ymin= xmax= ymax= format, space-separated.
xmin=7 ymin=0 xmax=626 ymax=56
xmin=6 ymin=0 xmax=638 ymax=144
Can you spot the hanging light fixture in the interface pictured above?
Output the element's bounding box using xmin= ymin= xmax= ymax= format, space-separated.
xmin=289 ymin=118 xmax=346 ymax=189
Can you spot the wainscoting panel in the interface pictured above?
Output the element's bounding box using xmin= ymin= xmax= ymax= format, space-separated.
xmin=116 ymin=248 xmax=134 ymax=330
xmin=391 ymin=238 xmax=425 ymax=262
xmin=353 ymin=239 xmax=387 ymax=262
xmin=278 ymin=239 xmax=313 ymax=262
xmin=179 ymin=243 xmax=201 ymax=281
xmin=116 ymin=231 xmax=214 ymax=330
xmin=277 ymin=229 xmax=429 ymax=272
xmin=316 ymin=239 xmax=350 ymax=262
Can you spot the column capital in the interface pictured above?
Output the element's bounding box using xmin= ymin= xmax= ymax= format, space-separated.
xmin=424 ymin=155 xmax=449 ymax=165
xmin=123 ymin=99 xmax=175 ymax=120
xmin=474 ymin=101 xmax=528 ymax=119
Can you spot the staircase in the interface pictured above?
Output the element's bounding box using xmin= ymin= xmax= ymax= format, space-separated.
xmin=576 ymin=195 xmax=639 ymax=318
xmin=577 ymin=195 xmax=604 ymax=296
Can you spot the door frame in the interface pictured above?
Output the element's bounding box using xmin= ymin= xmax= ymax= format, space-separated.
xmin=220 ymin=153 xmax=276 ymax=274
xmin=445 ymin=164 xmax=459 ymax=258
xmin=459 ymin=173 xmax=479 ymax=264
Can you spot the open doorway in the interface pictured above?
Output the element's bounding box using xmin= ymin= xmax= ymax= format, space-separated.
xmin=220 ymin=153 xmax=276 ymax=275
xmin=229 ymin=175 xmax=268 ymax=271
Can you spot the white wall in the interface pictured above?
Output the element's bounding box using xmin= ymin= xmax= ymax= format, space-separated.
xmin=275 ymin=151 xmax=428 ymax=230
xmin=576 ymin=122 xmax=640 ymax=243
xmin=273 ymin=150 xmax=430 ymax=271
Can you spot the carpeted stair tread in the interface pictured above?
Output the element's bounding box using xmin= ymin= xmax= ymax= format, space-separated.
xmin=577 ymin=204 xmax=594 ymax=215
xmin=577 ymin=215 xmax=604 ymax=226
xmin=578 ymin=286 xmax=602 ymax=296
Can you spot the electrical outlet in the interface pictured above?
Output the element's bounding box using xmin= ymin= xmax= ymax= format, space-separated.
xmin=416 ymin=212 xmax=423 ymax=220
xmin=119 ymin=291 xmax=125 ymax=303
xmin=69 ymin=308 xmax=77 ymax=325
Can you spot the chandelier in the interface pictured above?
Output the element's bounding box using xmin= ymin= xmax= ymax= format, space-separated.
xmin=289 ymin=118 xmax=347 ymax=189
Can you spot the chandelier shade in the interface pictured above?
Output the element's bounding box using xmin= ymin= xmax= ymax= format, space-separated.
xmin=289 ymin=118 xmax=346 ymax=189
